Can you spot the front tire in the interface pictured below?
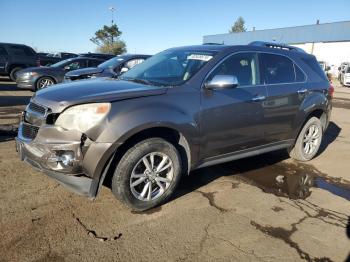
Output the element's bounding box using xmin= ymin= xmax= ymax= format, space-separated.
xmin=289 ymin=117 xmax=323 ymax=161
xmin=111 ymin=138 xmax=182 ymax=211
xmin=10 ymin=67 xmax=23 ymax=81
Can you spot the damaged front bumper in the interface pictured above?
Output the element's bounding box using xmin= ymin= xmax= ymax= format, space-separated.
xmin=16 ymin=122 xmax=114 ymax=198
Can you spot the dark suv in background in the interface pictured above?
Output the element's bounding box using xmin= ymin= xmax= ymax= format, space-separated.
xmin=16 ymin=42 xmax=333 ymax=211
xmin=0 ymin=42 xmax=38 ymax=81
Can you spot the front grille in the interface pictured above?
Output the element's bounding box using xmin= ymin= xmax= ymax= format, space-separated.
xmin=28 ymin=102 xmax=46 ymax=115
xmin=21 ymin=123 xmax=39 ymax=140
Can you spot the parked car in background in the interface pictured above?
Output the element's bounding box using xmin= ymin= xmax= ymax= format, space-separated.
xmin=38 ymin=52 xmax=78 ymax=66
xmin=16 ymin=42 xmax=333 ymax=211
xmin=78 ymin=52 xmax=115 ymax=61
xmin=65 ymin=54 xmax=150 ymax=81
xmin=318 ymin=61 xmax=330 ymax=72
xmin=16 ymin=57 xmax=104 ymax=91
xmin=0 ymin=42 xmax=39 ymax=81
xmin=341 ymin=66 xmax=350 ymax=87
xmin=338 ymin=62 xmax=349 ymax=82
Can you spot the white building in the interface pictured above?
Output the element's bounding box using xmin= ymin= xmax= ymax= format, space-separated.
xmin=203 ymin=21 xmax=350 ymax=76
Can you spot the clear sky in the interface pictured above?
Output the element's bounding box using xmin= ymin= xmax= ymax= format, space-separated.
xmin=0 ymin=0 xmax=349 ymax=55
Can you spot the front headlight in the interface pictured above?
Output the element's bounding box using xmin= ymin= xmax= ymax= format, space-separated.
xmin=22 ymin=72 xmax=38 ymax=78
xmin=55 ymin=103 xmax=111 ymax=133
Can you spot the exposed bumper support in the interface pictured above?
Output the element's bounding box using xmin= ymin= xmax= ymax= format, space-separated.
xmin=16 ymin=123 xmax=114 ymax=198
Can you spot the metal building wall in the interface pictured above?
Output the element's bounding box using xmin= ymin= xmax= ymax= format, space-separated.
xmin=203 ymin=21 xmax=350 ymax=45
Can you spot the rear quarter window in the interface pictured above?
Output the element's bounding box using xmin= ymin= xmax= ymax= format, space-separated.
xmin=295 ymin=65 xmax=306 ymax=82
xmin=8 ymin=45 xmax=35 ymax=56
xmin=301 ymin=57 xmax=328 ymax=81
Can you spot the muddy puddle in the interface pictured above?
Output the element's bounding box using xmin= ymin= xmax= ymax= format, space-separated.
xmin=234 ymin=159 xmax=350 ymax=201
xmin=182 ymin=152 xmax=350 ymax=202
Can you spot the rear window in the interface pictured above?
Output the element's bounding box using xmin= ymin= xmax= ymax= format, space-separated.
xmin=89 ymin=59 xmax=103 ymax=67
xmin=302 ymin=57 xmax=328 ymax=81
xmin=261 ymin=53 xmax=297 ymax=84
xmin=8 ymin=45 xmax=34 ymax=56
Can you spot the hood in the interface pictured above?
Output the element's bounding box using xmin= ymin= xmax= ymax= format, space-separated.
xmin=65 ymin=67 xmax=103 ymax=78
xmin=31 ymin=78 xmax=167 ymax=113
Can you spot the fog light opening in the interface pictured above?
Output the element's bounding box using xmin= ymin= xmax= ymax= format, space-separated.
xmin=57 ymin=151 xmax=75 ymax=166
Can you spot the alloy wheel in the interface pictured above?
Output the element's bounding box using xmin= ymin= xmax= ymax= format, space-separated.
xmin=303 ymin=124 xmax=320 ymax=155
xmin=130 ymin=152 xmax=174 ymax=201
xmin=38 ymin=78 xmax=54 ymax=89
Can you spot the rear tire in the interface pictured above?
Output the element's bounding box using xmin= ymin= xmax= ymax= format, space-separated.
xmin=289 ymin=117 xmax=323 ymax=161
xmin=10 ymin=67 xmax=23 ymax=81
xmin=111 ymin=138 xmax=182 ymax=211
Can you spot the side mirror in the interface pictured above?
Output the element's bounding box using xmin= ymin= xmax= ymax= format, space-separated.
xmin=205 ymin=75 xmax=239 ymax=89
xmin=325 ymin=66 xmax=331 ymax=71
xmin=120 ymin=67 xmax=129 ymax=73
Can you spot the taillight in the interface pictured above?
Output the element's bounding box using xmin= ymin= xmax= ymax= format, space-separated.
xmin=329 ymin=83 xmax=334 ymax=98
xmin=36 ymin=58 xmax=41 ymax=67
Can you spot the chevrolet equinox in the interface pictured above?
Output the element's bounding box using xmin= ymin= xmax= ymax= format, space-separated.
xmin=16 ymin=42 xmax=333 ymax=211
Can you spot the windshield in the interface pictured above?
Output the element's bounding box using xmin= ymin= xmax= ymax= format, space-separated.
xmin=120 ymin=49 xmax=216 ymax=86
xmin=347 ymin=67 xmax=350 ymax=73
xmin=50 ymin=58 xmax=73 ymax=68
xmin=98 ymin=57 xmax=124 ymax=69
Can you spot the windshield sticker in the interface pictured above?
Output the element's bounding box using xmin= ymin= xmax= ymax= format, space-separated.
xmin=187 ymin=54 xmax=213 ymax=61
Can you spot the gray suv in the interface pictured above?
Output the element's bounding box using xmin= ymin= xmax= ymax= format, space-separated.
xmin=16 ymin=42 xmax=333 ymax=211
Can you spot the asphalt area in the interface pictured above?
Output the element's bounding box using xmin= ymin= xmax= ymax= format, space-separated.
xmin=0 ymin=77 xmax=349 ymax=262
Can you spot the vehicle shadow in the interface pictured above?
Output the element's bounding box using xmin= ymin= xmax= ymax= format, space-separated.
xmin=317 ymin=121 xmax=341 ymax=155
xmin=170 ymin=122 xmax=340 ymax=202
xmin=0 ymin=125 xmax=18 ymax=142
xmin=0 ymin=96 xmax=31 ymax=107
xmin=172 ymin=150 xmax=290 ymax=200
xmin=0 ymin=85 xmax=22 ymax=91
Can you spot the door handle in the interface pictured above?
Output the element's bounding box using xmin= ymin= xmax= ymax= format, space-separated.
xmin=251 ymin=95 xmax=266 ymax=102
xmin=297 ymin=89 xmax=308 ymax=94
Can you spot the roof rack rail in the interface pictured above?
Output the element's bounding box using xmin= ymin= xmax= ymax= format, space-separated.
xmin=249 ymin=41 xmax=306 ymax=53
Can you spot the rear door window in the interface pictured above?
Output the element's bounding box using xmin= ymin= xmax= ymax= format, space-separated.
xmin=261 ymin=53 xmax=297 ymax=84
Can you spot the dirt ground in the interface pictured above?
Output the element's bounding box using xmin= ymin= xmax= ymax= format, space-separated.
xmin=0 ymin=78 xmax=349 ymax=262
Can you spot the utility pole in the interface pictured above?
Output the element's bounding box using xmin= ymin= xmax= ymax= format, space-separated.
xmin=109 ymin=6 xmax=116 ymax=26
xmin=311 ymin=19 xmax=320 ymax=54
xmin=109 ymin=6 xmax=116 ymax=45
